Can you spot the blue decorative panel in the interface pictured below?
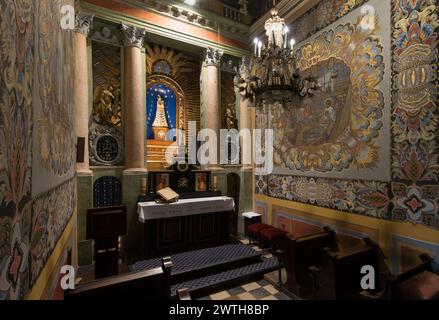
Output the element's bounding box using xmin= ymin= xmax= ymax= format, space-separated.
xmin=146 ymin=83 xmax=177 ymax=140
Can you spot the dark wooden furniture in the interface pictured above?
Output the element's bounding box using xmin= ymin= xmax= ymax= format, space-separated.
xmin=361 ymin=254 xmax=439 ymax=300
xmin=248 ymin=223 xmax=272 ymax=245
xmin=87 ymin=205 xmax=127 ymax=279
xmin=279 ymin=227 xmax=338 ymax=299
xmin=227 ymin=173 xmax=240 ymax=236
xmin=260 ymin=227 xmax=288 ymax=251
xmin=142 ymin=207 xmax=231 ymax=258
xmin=309 ymin=238 xmax=387 ymax=300
xmin=65 ymin=257 xmax=173 ymax=300
xmin=139 ymin=163 xmax=234 ymax=258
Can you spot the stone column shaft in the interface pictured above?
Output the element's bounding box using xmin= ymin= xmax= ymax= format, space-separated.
xmin=240 ymin=98 xmax=253 ymax=170
xmin=121 ymin=24 xmax=147 ymax=172
xmin=202 ymin=48 xmax=223 ymax=170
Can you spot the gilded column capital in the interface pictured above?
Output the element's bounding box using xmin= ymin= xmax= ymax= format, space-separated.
xmin=75 ymin=12 xmax=95 ymax=37
xmin=121 ymin=23 xmax=147 ymax=48
xmin=203 ymin=47 xmax=224 ymax=67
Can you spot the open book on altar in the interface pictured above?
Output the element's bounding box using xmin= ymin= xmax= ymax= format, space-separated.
xmin=156 ymin=187 xmax=180 ymax=203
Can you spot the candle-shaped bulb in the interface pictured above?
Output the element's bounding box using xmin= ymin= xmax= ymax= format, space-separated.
xmin=258 ymin=41 xmax=263 ymax=57
xmin=253 ymin=38 xmax=259 ymax=55
xmin=284 ymin=26 xmax=289 ymax=48
xmin=141 ymin=177 xmax=147 ymax=195
xmin=290 ymin=39 xmax=296 ymax=50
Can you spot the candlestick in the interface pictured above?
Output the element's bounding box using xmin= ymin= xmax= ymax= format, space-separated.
xmin=141 ymin=177 xmax=147 ymax=195
xmin=258 ymin=41 xmax=262 ymax=57
xmin=290 ymin=39 xmax=296 ymax=49
xmin=284 ymin=26 xmax=289 ymax=49
xmin=213 ymin=176 xmax=218 ymax=192
xmin=253 ymin=38 xmax=258 ymax=56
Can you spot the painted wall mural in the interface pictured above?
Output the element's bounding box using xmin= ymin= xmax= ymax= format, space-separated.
xmin=257 ymin=0 xmax=439 ymax=230
xmin=34 ymin=0 xmax=76 ymax=177
xmin=0 ymin=0 xmax=76 ymax=300
xmin=293 ymin=0 xmax=369 ymax=43
xmin=273 ymin=17 xmax=386 ymax=173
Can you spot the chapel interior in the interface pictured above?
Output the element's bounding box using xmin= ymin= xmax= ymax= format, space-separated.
xmin=0 ymin=0 xmax=438 ymax=301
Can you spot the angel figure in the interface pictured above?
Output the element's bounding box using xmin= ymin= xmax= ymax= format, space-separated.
xmin=93 ymin=85 xmax=121 ymax=126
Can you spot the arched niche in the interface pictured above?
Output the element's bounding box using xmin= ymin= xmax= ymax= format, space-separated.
xmin=146 ymin=75 xmax=186 ymax=170
xmin=146 ymin=75 xmax=186 ymax=144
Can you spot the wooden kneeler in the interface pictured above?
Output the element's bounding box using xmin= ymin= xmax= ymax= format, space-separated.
xmin=65 ymin=257 xmax=177 ymax=300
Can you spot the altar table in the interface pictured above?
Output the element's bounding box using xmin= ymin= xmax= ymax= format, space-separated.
xmin=138 ymin=197 xmax=235 ymax=257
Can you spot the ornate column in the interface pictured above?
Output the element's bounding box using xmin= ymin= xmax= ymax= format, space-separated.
xmin=201 ymin=47 xmax=223 ymax=170
xmin=121 ymin=24 xmax=147 ymax=172
xmin=74 ymin=13 xmax=94 ymax=174
xmin=235 ymin=58 xmax=253 ymax=171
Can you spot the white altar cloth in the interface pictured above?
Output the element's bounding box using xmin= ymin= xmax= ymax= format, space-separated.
xmin=138 ymin=196 xmax=235 ymax=222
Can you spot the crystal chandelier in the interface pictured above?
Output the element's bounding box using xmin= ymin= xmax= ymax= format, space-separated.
xmin=235 ymin=5 xmax=319 ymax=107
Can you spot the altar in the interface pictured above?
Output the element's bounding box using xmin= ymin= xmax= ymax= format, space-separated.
xmin=138 ymin=196 xmax=235 ymax=258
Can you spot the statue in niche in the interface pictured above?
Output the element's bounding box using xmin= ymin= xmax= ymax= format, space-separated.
xmin=152 ymin=94 xmax=169 ymax=141
xmin=239 ymin=0 xmax=248 ymax=14
xmin=93 ymin=84 xmax=121 ymax=126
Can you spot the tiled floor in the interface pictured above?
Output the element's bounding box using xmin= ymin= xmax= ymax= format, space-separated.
xmin=198 ymin=279 xmax=291 ymax=300
xmin=197 ymin=236 xmax=293 ymax=301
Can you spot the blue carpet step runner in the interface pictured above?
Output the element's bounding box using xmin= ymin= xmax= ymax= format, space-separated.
xmin=131 ymin=244 xmax=263 ymax=282
xmin=131 ymin=244 xmax=280 ymax=299
xmin=171 ymin=257 xmax=280 ymax=299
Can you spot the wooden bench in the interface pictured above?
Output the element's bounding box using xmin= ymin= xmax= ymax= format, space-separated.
xmin=361 ymin=254 xmax=439 ymax=300
xmin=65 ymin=257 xmax=184 ymax=300
xmin=309 ymin=238 xmax=387 ymax=300
xmin=279 ymin=226 xmax=338 ymax=299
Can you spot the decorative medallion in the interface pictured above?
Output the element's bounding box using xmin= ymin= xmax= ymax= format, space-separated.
xmin=89 ymin=125 xmax=124 ymax=166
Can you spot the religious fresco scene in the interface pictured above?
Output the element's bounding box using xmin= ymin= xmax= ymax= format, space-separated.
xmin=0 ymin=0 xmax=438 ymax=306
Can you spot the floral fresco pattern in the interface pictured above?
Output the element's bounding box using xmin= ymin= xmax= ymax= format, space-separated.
xmin=0 ymin=0 xmax=76 ymax=300
xmin=0 ymin=0 xmax=33 ymax=300
xmin=265 ymin=175 xmax=390 ymax=219
xmin=391 ymin=0 xmax=439 ymax=226
xmin=30 ymin=179 xmax=76 ymax=285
